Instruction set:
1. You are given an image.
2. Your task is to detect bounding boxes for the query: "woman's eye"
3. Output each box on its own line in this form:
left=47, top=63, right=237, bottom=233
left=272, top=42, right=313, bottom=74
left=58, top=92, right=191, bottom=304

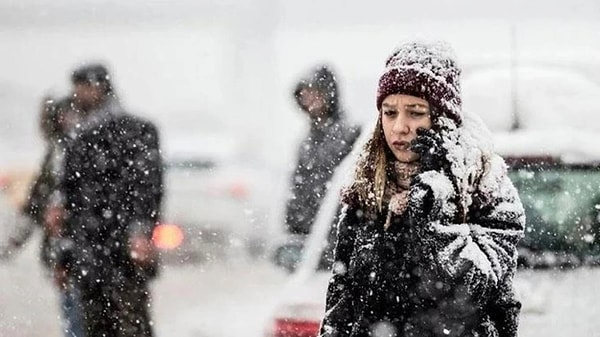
left=383, top=110, right=396, bottom=116
left=409, top=110, right=427, bottom=117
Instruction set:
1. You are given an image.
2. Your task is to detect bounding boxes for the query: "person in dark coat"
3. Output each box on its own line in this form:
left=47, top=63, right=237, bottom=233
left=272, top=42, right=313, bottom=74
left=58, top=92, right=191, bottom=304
left=0, top=96, right=84, bottom=337
left=57, top=63, right=163, bottom=337
left=1, top=97, right=68, bottom=260
left=22, top=97, right=78, bottom=266
left=285, top=65, right=360, bottom=236
left=320, top=42, right=525, bottom=337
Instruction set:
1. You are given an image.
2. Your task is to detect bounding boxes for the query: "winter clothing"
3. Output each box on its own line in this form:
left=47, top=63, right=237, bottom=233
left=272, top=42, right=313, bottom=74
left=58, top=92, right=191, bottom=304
left=286, top=66, right=361, bottom=235
left=16, top=98, right=74, bottom=268
left=321, top=166, right=524, bottom=337
left=376, top=42, right=462, bottom=125
left=60, top=284, right=85, bottom=337
left=5, top=98, right=86, bottom=337
left=411, top=127, right=448, bottom=173
left=81, top=277, right=154, bottom=336
left=294, top=66, right=342, bottom=120
left=320, top=42, right=525, bottom=337
left=382, top=161, right=420, bottom=231
left=20, top=143, right=65, bottom=269
left=59, top=97, right=163, bottom=337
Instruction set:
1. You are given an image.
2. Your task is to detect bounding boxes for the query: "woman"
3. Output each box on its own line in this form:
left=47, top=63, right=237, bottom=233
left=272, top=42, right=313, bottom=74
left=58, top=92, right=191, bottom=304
left=320, top=42, right=525, bottom=337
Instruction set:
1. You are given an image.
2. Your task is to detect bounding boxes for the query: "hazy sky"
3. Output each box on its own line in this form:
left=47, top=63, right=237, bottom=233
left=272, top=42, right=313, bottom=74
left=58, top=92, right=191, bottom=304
left=1, top=0, right=599, bottom=27
left=1, top=0, right=599, bottom=167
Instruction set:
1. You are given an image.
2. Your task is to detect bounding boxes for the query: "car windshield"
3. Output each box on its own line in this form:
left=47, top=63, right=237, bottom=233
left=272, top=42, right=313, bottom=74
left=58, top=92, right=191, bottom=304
left=509, top=163, right=600, bottom=257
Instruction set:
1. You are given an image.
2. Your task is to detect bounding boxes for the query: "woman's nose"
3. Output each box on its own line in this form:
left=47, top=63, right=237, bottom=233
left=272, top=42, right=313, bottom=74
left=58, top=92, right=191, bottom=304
left=392, top=115, right=410, bottom=134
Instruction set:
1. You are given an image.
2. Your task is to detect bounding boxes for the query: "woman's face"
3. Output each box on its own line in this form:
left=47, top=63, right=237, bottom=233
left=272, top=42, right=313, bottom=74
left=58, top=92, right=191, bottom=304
left=381, top=94, right=432, bottom=162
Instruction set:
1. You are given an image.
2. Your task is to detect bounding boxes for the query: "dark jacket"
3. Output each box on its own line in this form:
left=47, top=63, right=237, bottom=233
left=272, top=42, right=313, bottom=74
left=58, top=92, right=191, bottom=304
left=285, top=66, right=360, bottom=235
left=321, top=153, right=525, bottom=337
left=59, top=100, right=163, bottom=287
left=19, top=137, right=71, bottom=269
left=21, top=147, right=56, bottom=268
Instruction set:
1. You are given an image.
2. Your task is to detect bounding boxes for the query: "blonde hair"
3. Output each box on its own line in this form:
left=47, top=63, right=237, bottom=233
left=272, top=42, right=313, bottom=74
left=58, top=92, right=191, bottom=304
left=344, top=115, right=392, bottom=213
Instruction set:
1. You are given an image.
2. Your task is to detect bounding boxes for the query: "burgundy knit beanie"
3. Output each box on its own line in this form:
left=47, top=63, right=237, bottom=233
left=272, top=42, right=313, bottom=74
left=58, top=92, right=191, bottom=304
left=376, top=41, right=462, bottom=125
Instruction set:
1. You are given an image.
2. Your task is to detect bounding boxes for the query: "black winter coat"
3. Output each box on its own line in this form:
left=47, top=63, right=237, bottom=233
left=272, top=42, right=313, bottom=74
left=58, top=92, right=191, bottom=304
left=321, top=155, right=525, bottom=337
left=60, top=106, right=163, bottom=287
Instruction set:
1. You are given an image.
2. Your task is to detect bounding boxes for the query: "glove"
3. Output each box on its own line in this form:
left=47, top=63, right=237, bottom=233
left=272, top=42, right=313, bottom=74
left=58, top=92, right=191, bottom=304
left=409, top=171, right=458, bottom=226
left=410, top=127, right=448, bottom=173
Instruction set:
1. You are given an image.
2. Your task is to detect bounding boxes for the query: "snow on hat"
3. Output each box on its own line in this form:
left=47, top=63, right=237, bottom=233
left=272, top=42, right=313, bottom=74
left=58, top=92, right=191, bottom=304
left=376, top=41, right=462, bottom=125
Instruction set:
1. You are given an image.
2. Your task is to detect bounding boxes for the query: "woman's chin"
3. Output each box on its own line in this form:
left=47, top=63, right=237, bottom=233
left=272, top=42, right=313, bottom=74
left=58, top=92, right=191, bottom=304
left=393, top=150, right=420, bottom=163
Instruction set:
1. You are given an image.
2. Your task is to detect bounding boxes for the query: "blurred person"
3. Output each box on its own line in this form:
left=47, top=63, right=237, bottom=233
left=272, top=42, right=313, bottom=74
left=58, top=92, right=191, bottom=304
left=56, top=63, right=163, bottom=337
left=285, top=65, right=360, bottom=237
left=0, top=96, right=84, bottom=337
left=320, top=42, right=525, bottom=337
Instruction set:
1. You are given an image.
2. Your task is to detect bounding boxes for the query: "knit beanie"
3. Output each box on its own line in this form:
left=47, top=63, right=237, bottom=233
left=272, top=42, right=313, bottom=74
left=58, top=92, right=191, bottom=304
left=376, top=41, right=462, bottom=125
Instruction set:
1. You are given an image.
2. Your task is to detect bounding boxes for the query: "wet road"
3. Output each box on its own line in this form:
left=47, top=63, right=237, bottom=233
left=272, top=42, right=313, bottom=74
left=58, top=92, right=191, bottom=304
left=2, top=233, right=600, bottom=337
left=0, top=233, right=288, bottom=337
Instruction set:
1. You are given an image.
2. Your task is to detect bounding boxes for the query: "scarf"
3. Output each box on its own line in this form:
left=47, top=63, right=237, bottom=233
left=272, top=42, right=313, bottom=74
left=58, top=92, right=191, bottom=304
left=383, top=161, right=420, bottom=231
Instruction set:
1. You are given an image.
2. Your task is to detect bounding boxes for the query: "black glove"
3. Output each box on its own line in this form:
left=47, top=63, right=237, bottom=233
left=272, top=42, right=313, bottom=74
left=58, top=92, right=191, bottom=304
left=411, top=127, right=448, bottom=173
left=409, top=172, right=457, bottom=226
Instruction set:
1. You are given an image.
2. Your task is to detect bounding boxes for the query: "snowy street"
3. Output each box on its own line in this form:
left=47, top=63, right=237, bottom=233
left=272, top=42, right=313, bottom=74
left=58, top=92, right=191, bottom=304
left=1, top=3, right=600, bottom=336
left=0, top=233, right=289, bottom=337
left=1, top=233, right=600, bottom=337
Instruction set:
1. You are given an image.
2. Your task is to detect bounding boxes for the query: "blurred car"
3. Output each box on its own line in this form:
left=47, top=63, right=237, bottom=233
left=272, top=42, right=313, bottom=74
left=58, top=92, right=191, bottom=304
left=152, top=136, right=281, bottom=264
left=265, top=126, right=368, bottom=337
left=496, top=131, right=600, bottom=268
left=265, top=126, right=600, bottom=337
left=0, top=135, right=279, bottom=265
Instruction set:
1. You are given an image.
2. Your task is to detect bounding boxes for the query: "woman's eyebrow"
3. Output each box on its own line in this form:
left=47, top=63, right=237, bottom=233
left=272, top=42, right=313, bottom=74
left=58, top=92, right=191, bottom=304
left=381, top=103, right=397, bottom=111
left=405, top=103, right=429, bottom=109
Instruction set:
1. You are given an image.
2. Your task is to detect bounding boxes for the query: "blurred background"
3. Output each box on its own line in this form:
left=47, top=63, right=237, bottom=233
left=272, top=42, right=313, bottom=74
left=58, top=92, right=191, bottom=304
left=1, top=0, right=600, bottom=336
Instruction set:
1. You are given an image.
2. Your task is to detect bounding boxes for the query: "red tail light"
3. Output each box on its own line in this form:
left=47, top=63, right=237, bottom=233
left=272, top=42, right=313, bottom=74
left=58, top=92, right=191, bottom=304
left=273, top=318, right=320, bottom=337
left=152, top=224, right=184, bottom=250
left=228, top=181, right=249, bottom=199
left=0, top=174, right=10, bottom=190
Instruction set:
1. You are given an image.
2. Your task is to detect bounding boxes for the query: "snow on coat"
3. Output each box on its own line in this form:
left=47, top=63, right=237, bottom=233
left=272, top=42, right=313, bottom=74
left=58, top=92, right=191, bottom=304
left=321, top=112, right=525, bottom=337
left=57, top=98, right=162, bottom=337
left=321, top=41, right=525, bottom=337
left=322, top=112, right=524, bottom=336
left=58, top=98, right=163, bottom=284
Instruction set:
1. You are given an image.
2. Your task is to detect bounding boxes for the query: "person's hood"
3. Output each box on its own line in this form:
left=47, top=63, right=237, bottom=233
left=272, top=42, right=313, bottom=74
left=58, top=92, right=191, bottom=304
left=293, top=65, right=343, bottom=121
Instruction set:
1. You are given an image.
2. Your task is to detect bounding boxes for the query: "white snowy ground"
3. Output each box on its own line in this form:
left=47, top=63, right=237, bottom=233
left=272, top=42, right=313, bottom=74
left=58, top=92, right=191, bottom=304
left=0, top=232, right=290, bottom=337
left=1, top=233, right=599, bottom=337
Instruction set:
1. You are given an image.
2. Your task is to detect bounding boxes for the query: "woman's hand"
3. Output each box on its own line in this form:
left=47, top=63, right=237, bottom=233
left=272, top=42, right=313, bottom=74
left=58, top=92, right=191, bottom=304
left=410, top=127, right=447, bottom=173
left=409, top=171, right=458, bottom=226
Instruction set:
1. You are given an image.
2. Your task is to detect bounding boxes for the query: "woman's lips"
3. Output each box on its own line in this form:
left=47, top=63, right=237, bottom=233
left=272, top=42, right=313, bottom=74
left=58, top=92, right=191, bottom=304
left=392, top=140, right=411, bottom=151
